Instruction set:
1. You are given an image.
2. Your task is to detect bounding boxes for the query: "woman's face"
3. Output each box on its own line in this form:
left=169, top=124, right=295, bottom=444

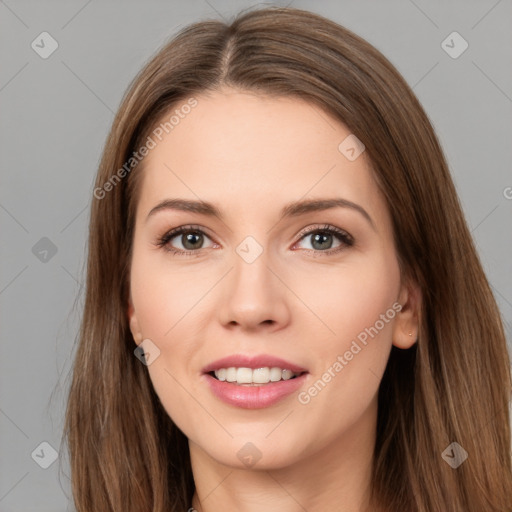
left=128, top=88, right=416, bottom=469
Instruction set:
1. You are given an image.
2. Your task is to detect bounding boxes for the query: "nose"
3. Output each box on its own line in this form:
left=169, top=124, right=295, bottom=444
left=217, top=246, right=291, bottom=332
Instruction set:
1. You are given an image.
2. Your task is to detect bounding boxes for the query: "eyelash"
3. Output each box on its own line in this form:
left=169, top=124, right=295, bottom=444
left=155, top=224, right=354, bottom=257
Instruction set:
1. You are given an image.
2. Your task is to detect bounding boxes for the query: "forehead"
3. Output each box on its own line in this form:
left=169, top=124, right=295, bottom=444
left=135, top=89, right=387, bottom=225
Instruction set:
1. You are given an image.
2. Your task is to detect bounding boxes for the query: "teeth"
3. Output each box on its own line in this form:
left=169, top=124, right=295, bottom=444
left=253, top=367, right=270, bottom=383
left=213, top=367, right=300, bottom=385
left=282, top=369, right=294, bottom=380
left=237, top=367, right=253, bottom=384
left=216, top=368, right=227, bottom=381
left=226, top=367, right=237, bottom=382
left=270, top=367, right=282, bottom=382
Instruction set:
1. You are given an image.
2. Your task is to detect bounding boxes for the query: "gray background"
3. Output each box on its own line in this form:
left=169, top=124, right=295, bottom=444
left=1, top=0, right=511, bottom=510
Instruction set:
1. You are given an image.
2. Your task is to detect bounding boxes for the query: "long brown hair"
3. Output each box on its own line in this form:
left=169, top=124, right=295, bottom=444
left=61, top=6, right=512, bottom=511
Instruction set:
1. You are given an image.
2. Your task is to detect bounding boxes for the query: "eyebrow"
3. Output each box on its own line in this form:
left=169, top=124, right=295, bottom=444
left=146, top=197, right=375, bottom=229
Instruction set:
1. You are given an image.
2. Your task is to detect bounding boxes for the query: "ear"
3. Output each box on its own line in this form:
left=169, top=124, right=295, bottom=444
left=127, top=296, right=143, bottom=346
left=392, top=276, right=421, bottom=349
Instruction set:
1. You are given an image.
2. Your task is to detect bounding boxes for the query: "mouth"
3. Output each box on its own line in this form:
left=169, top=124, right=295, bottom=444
left=208, top=367, right=306, bottom=386
left=201, top=354, right=309, bottom=408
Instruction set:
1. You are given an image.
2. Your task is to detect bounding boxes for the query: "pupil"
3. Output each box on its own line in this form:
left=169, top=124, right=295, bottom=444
left=312, top=233, right=332, bottom=250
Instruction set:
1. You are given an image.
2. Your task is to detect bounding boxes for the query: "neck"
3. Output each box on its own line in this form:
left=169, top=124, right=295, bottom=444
left=189, top=395, right=379, bottom=512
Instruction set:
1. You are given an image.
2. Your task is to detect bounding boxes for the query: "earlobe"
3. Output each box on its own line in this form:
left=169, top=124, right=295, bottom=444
left=127, top=299, right=143, bottom=346
left=392, top=278, right=422, bottom=349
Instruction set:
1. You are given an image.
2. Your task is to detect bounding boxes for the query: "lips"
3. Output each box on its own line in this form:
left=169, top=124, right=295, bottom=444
left=201, top=354, right=309, bottom=409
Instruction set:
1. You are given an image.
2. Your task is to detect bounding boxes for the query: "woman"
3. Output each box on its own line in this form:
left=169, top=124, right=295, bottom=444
left=62, top=6, right=512, bottom=511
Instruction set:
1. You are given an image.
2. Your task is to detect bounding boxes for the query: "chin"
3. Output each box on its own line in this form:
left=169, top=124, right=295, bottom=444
left=192, top=434, right=307, bottom=472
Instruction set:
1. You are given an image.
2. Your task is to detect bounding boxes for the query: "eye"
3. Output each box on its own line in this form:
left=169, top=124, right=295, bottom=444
left=155, top=223, right=354, bottom=257
left=156, top=225, right=216, bottom=255
left=294, top=224, right=354, bottom=254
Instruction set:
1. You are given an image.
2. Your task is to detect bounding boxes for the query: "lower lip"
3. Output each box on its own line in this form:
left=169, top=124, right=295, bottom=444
left=203, top=373, right=308, bottom=409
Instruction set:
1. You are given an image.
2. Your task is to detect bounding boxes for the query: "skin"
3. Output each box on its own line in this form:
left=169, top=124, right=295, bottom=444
left=128, top=87, right=420, bottom=512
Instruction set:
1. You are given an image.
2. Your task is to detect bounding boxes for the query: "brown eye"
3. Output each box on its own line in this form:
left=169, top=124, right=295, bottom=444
left=295, top=225, right=354, bottom=254
left=156, top=226, right=215, bottom=255
left=178, top=231, right=204, bottom=250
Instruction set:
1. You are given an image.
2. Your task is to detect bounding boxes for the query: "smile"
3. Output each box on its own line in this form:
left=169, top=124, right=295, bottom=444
left=202, top=354, right=309, bottom=409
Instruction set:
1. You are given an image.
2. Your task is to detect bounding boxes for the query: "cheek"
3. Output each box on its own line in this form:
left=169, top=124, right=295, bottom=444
left=129, top=252, right=205, bottom=435
left=294, top=250, right=400, bottom=395
left=129, top=245, right=215, bottom=418
left=129, top=244, right=209, bottom=341
left=295, top=249, right=400, bottom=350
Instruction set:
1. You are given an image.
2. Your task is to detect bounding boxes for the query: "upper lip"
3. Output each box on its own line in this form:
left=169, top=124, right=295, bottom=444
left=202, top=354, right=308, bottom=374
